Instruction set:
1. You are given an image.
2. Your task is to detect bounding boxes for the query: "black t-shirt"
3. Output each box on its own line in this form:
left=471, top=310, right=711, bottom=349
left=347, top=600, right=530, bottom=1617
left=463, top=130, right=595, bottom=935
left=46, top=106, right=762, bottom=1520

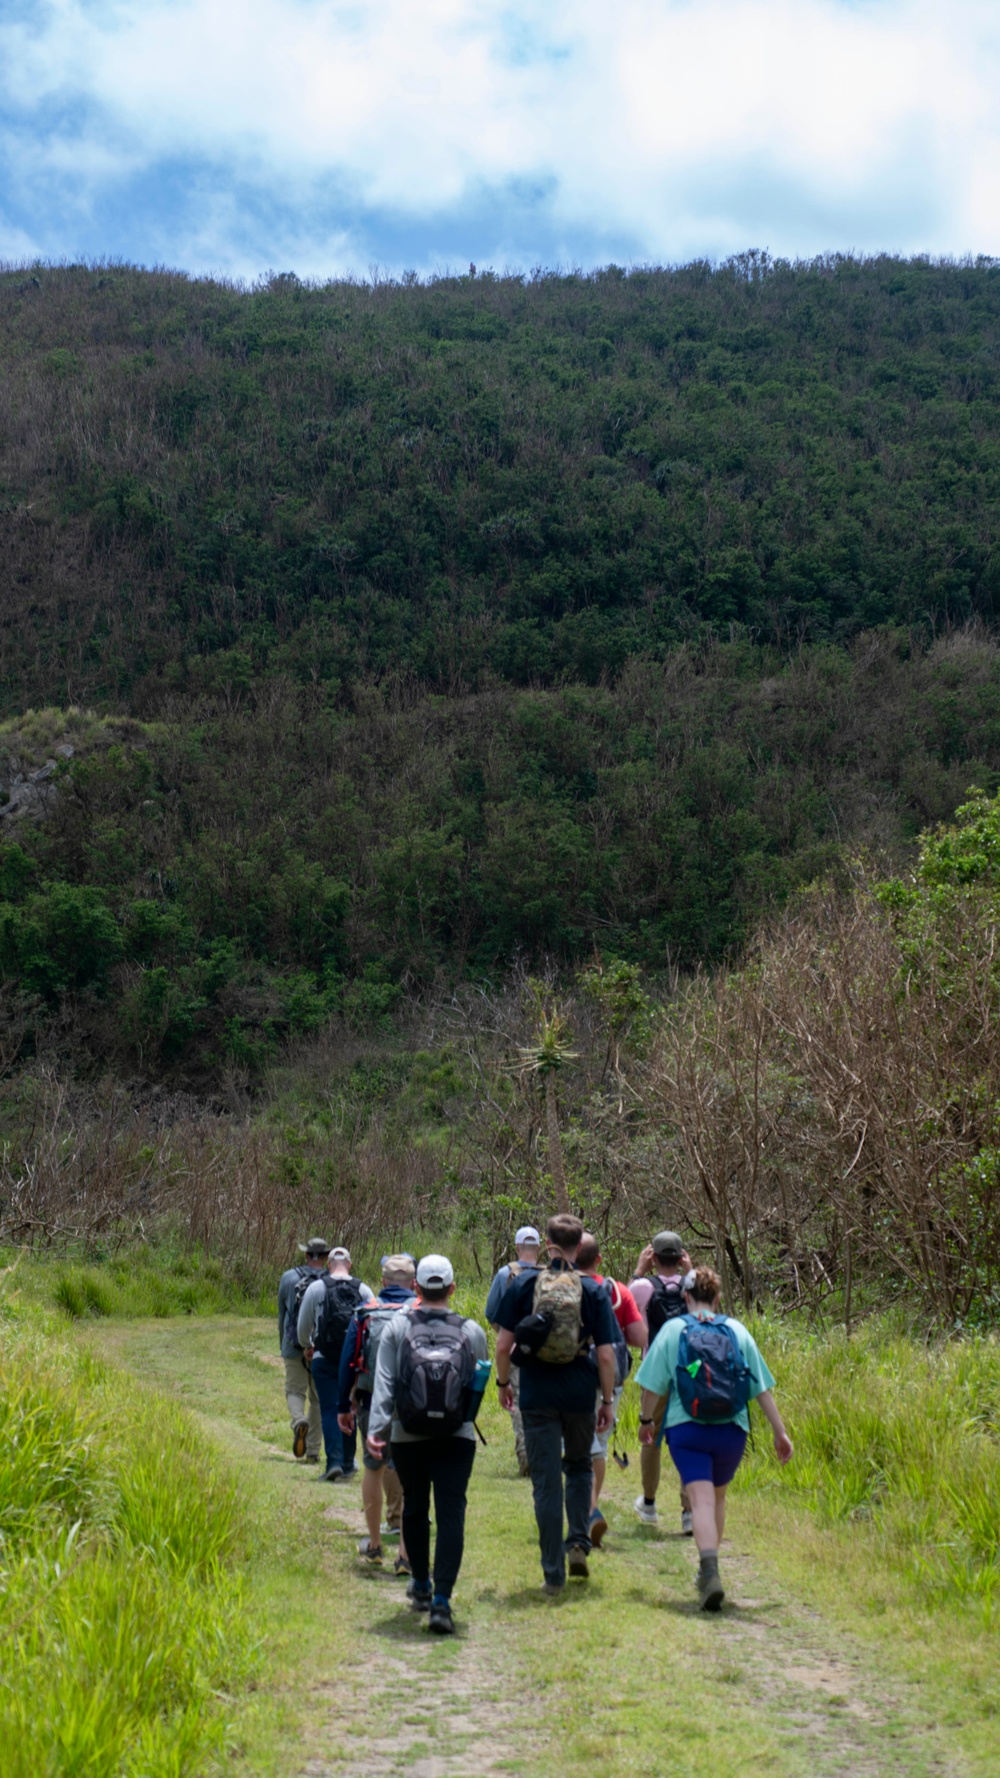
left=495, top=1262, right=619, bottom=1413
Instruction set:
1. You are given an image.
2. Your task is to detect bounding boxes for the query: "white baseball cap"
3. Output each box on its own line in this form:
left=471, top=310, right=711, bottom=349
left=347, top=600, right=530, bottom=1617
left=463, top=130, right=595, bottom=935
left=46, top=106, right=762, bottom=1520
left=514, top=1226, right=541, bottom=1246
left=416, top=1254, right=454, bottom=1288
left=330, top=1246, right=351, bottom=1262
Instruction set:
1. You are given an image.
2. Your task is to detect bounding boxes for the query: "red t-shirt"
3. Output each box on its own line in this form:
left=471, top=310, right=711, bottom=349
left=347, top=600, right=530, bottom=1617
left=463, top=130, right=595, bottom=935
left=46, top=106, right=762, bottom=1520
left=592, top=1273, right=642, bottom=1334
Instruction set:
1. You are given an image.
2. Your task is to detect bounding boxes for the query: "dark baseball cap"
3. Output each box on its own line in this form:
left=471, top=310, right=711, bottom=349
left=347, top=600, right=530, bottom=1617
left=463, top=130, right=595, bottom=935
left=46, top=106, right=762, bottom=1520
left=298, top=1237, right=331, bottom=1257
left=652, top=1230, right=685, bottom=1261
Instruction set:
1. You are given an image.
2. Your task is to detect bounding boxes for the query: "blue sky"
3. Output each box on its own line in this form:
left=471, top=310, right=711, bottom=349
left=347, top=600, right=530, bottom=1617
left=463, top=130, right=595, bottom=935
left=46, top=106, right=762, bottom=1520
left=1, top=0, right=998, bottom=280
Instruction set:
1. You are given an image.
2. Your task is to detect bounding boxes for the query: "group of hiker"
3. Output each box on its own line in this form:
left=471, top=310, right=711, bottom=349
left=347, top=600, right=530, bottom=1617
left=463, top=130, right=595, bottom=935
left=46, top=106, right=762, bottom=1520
left=277, top=1215, right=792, bottom=1632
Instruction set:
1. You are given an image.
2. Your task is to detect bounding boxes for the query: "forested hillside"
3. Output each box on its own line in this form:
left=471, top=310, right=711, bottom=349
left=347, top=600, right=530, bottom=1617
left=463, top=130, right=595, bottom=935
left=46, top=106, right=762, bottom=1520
left=3, top=255, right=1000, bottom=1081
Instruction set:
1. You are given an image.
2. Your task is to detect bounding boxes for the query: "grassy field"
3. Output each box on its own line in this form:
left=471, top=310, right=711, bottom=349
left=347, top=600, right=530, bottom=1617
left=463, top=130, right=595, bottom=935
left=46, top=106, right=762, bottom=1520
left=3, top=1244, right=999, bottom=1777
left=37, top=1304, right=992, bottom=1778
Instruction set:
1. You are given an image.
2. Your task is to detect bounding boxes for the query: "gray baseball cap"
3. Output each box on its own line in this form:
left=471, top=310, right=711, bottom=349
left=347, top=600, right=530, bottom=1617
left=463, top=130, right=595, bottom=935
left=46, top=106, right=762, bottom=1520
left=652, top=1230, right=685, bottom=1261
left=298, top=1237, right=331, bottom=1257
left=416, top=1253, right=454, bottom=1288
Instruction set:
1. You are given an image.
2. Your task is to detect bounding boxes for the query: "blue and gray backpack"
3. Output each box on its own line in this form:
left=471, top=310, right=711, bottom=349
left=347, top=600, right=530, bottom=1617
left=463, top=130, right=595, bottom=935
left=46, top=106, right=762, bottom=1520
left=674, top=1314, right=752, bottom=1423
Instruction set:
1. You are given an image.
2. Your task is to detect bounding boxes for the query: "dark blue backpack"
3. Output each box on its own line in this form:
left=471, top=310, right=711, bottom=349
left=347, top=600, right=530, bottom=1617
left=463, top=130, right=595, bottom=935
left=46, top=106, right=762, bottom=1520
left=674, top=1314, right=751, bottom=1423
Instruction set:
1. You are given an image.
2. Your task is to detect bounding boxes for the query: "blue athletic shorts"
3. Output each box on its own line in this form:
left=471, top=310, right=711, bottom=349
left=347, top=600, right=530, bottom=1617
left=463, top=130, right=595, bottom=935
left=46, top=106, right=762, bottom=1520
left=666, top=1421, right=747, bottom=1488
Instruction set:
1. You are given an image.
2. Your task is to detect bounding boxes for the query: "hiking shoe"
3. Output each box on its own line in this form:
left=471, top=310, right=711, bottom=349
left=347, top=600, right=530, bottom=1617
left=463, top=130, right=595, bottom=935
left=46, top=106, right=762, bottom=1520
left=567, top=1545, right=590, bottom=1580
left=681, top=1510, right=694, bottom=1537
left=358, top=1541, right=383, bottom=1568
left=589, top=1506, right=608, bottom=1549
left=381, top=1523, right=401, bottom=1541
left=321, top=1464, right=343, bottom=1482
left=394, top=1555, right=412, bottom=1579
left=517, top=1454, right=531, bottom=1477
left=333, top=1465, right=358, bottom=1482
left=304, top=1454, right=321, bottom=1464
left=292, top=1420, right=309, bottom=1459
left=633, top=1494, right=658, bottom=1524
left=407, top=1580, right=432, bottom=1612
left=697, top=1558, right=724, bottom=1612
left=428, top=1602, right=455, bottom=1635
left=543, top=1580, right=564, bottom=1598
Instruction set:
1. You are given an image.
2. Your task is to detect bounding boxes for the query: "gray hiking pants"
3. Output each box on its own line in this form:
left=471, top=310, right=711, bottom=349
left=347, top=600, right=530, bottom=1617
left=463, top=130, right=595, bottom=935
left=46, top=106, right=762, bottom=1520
left=523, top=1407, right=594, bottom=1586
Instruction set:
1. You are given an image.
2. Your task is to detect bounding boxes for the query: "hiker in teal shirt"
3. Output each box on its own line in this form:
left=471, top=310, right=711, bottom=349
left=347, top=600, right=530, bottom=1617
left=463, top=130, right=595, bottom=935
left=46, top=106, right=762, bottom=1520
left=636, top=1265, right=792, bottom=1612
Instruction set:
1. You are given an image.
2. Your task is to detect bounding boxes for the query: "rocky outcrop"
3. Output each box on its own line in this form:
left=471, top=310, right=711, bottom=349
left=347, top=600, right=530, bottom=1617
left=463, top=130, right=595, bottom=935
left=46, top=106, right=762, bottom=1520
left=0, top=745, right=72, bottom=822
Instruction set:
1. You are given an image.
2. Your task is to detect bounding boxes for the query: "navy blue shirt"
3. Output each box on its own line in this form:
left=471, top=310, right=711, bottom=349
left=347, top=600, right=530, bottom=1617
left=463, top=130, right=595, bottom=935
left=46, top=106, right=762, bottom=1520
left=494, top=1262, right=619, bottom=1413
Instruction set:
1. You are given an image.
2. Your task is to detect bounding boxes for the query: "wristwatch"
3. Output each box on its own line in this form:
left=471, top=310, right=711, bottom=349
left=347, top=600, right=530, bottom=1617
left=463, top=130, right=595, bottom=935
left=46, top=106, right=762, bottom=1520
left=601, top=1397, right=614, bottom=1406
left=497, top=1376, right=511, bottom=1388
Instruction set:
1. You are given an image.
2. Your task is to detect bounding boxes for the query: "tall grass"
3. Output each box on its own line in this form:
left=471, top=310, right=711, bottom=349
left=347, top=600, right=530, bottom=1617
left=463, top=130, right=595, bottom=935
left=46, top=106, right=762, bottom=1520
left=0, top=1311, right=259, bottom=1776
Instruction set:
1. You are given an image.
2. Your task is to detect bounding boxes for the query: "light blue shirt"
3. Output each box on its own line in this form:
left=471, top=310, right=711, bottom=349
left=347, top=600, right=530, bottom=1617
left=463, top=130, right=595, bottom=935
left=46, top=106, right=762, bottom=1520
left=635, top=1313, right=775, bottom=1433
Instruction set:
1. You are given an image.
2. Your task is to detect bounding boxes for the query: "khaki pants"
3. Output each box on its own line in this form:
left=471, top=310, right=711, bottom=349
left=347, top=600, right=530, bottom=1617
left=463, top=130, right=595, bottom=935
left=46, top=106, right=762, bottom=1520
left=640, top=1396, right=690, bottom=1516
left=283, top=1354, right=322, bottom=1460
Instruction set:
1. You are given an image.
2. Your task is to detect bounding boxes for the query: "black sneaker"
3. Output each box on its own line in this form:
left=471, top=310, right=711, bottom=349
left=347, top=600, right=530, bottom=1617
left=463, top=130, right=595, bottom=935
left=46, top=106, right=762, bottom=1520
left=292, top=1419, right=309, bottom=1459
left=428, top=1602, right=455, bottom=1635
left=567, top=1545, right=590, bottom=1579
left=407, top=1580, right=432, bottom=1612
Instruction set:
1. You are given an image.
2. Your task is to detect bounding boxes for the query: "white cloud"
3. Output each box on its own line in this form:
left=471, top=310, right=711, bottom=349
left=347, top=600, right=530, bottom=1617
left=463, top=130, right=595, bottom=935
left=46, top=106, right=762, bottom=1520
left=1, top=0, right=999, bottom=272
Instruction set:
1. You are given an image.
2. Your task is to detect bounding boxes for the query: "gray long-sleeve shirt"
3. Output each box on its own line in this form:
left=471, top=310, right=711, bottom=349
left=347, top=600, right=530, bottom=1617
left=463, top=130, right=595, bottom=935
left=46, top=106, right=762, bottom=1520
left=296, top=1273, right=374, bottom=1350
left=368, top=1307, right=488, bottom=1444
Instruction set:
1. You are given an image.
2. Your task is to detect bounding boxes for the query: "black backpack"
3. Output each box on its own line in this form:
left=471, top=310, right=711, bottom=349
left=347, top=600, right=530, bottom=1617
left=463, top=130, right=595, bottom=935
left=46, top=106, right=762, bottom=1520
left=396, top=1309, right=477, bottom=1435
left=646, top=1274, right=687, bottom=1344
left=286, top=1266, right=315, bottom=1349
left=313, top=1275, right=365, bottom=1365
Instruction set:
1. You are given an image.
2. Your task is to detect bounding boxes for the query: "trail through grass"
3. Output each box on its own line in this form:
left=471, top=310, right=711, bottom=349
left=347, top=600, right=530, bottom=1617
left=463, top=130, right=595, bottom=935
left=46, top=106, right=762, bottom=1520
left=79, top=1315, right=999, bottom=1778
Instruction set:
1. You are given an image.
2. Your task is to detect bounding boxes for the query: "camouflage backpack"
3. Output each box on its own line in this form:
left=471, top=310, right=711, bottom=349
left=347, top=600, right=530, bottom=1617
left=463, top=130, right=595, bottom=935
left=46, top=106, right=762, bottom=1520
left=533, top=1266, right=586, bottom=1365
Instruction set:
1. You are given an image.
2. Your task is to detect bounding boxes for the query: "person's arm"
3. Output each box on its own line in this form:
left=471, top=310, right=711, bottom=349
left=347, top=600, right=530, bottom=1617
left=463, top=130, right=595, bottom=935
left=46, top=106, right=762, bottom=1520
left=755, top=1389, right=793, bottom=1463
left=336, top=1316, right=360, bottom=1428
left=495, top=1327, right=516, bottom=1411
left=595, top=1345, right=615, bottom=1431
left=296, top=1282, right=319, bottom=1354
left=624, top=1317, right=647, bottom=1353
left=639, top=1386, right=667, bottom=1443
left=632, top=1243, right=655, bottom=1280
left=278, top=1276, right=288, bottom=1345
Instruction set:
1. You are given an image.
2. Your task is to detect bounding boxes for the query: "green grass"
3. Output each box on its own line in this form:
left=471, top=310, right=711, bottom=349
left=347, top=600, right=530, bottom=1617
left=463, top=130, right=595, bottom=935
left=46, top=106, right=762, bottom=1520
left=0, top=1302, right=260, bottom=1777
left=5, top=1244, right=274, bottom=1321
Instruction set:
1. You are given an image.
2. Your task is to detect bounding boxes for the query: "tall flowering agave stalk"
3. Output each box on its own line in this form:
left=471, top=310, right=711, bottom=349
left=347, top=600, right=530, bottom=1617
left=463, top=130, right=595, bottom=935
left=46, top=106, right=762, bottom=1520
left=517, top=1005, right=578, bottom=1214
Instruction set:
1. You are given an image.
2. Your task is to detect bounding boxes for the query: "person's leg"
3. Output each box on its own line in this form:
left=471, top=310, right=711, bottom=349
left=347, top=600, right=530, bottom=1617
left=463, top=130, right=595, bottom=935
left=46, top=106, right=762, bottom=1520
left=522, top=1410, right=566, bottom=1587
left=591, top=1455, right=606, bottom=1506
left=510, top=1367, right=529, bottom=1476
left=685, top=1478, right=718, bottom=1551
left=283, top=1354, right=309, bottom=1448
left=305, top=1367, right=322, bottom=1460
left=390, top=1443, right=432, bottom=1590
left=309, top=1353, right=344, bottom=1474
left=714, top=1484, right=728, bottom=1546
left=384, top=1461, right=403, bottom=1529
left=427, top=1437, right=476, bottom=1600
left=638, top=1394, right=665, bottom=1508
left=562, top=1410, right=596, bottom=1558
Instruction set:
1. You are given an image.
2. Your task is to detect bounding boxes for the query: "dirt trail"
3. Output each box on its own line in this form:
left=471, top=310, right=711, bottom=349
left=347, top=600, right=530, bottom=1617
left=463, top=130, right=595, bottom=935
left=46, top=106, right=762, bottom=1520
left=81, top=1318, right=968, bottom=1778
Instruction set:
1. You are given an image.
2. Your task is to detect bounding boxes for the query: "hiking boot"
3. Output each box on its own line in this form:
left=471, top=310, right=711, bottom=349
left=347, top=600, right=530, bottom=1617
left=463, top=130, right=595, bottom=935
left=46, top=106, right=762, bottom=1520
left=680, top=1510, right=694, bottom=1537
left=697, top=1555, right=724, bottom=1612
left=292, top=1420, right=309, bottom=1459
left=321, top=1464, right=343, bottom=1482
left=589, top=1506, right=608, bottom=1549
left=407, top=1579, right=432, bottom=1612
left=567, top=1545, right=590, bottom=1580
left=633, top=1494, right=658, bottom=1525
left=358, top=1539, right=383, bottom=1567
left=428, top=1602, right=455, bottom=1635
left=394, top=1555, right=412, bottom=1579
left=304, top=1454, right=321, bottom=1464
left=543, top=1580, right=564, bottom=1598
left=333, top=1465, right=358, bottom=1482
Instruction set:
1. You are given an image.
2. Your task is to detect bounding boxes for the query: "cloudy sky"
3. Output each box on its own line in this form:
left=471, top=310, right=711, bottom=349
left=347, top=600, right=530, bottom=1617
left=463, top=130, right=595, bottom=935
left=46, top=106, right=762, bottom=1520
left=1, top=0, right=998, bottom=280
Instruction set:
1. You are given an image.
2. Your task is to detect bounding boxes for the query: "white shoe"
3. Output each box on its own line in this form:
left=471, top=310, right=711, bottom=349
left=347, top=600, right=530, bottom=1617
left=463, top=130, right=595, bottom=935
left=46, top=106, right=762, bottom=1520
left=633, top=1494, right=659, bottom=1524
left=681, top=1510, right=694, bottom=1536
